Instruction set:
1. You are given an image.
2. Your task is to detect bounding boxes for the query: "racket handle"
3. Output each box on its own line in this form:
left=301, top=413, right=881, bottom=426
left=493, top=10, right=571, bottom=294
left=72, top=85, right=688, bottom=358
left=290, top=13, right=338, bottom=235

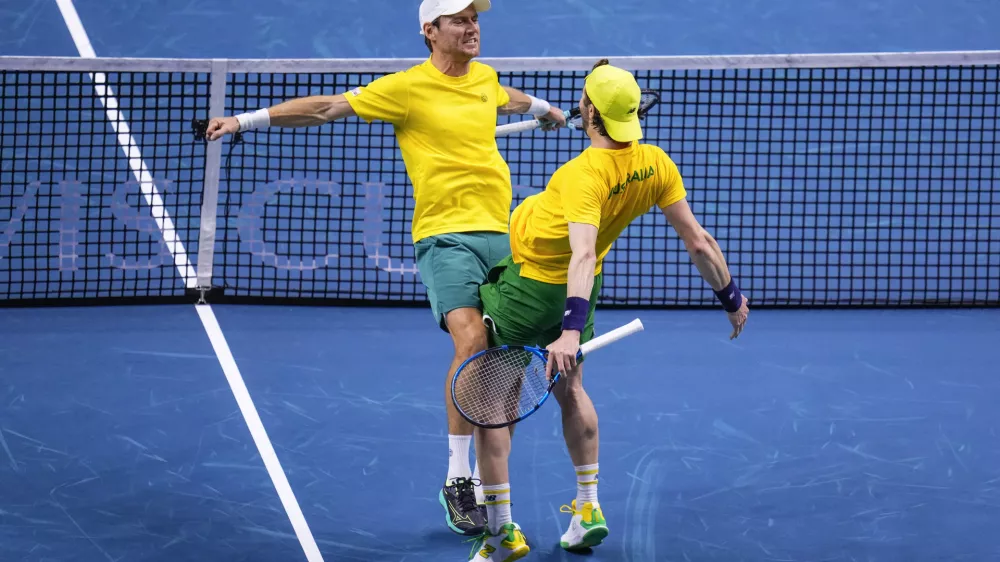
left=495, top=109, right=573, bottom=137
left=579, top=318, right=644, bottom=356
left=495, top=119, right=542, bottom=137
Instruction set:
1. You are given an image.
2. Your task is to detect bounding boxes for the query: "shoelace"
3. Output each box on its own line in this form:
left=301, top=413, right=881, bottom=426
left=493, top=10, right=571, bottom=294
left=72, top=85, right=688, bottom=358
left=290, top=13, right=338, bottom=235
left=449, top=477, right=481, bottom=512
left=465, top=529, right=491, bottom=558
left=560, top=502, right=601, bottom=523
left=559, top=504, right=580, bottom=516
left=465, top=524, right=518, bottom=557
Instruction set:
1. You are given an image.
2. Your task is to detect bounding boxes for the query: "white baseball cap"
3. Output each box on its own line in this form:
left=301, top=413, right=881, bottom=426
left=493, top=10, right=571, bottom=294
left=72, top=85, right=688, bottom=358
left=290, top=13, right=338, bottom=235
left=419, top=0, right=491, bottom=35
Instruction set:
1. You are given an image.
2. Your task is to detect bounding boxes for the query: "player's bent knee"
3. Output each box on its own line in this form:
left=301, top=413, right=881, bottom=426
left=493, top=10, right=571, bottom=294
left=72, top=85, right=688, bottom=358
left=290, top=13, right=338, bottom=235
left=445, top=307, right=489, bottom=358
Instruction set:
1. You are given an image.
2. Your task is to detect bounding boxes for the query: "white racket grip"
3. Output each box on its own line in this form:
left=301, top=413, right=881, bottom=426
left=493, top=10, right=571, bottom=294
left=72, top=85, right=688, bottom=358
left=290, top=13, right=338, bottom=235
left=496, top=109, right=573, bottom=137
left=579, top=318, right=644, bottom=356
left=495, top=118, right=542, bottom=137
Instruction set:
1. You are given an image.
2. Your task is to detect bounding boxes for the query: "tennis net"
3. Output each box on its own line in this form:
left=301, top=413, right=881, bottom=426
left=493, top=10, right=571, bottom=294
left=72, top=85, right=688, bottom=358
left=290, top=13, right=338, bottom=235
left=1, top=52, right=998, bottom=307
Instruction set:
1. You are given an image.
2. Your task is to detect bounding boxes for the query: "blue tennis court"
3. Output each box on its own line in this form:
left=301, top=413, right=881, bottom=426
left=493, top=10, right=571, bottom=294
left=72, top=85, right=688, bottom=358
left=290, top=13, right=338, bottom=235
left=3, top=305, right=999, bottom=560
left=2, top=0, right=1000, bottom=561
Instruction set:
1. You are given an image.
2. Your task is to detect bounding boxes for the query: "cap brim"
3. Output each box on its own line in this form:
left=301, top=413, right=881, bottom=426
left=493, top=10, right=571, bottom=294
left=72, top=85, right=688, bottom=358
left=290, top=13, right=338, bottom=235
left=603, top=115, right=643, bottom=143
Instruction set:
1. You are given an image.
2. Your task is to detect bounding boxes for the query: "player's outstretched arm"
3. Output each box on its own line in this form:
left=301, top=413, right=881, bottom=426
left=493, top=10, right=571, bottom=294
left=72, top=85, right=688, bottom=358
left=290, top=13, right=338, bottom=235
left=499, top=85, right=566, bottom=129
left=661, top=198, right=749, bottom=339
left=205, top=95, right=357, bottom=141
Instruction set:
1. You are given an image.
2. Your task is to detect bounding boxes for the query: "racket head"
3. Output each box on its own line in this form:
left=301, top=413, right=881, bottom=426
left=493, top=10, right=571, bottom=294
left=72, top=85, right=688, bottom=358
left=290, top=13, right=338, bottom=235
left=451, top=344, right=557, bottom=429
left=637, top=89, right=660, bottom=117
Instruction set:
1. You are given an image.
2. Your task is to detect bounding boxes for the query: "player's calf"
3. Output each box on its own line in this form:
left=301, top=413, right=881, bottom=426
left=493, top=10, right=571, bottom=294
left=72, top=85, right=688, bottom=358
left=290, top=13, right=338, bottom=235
left=552, top=368, right=600, bottom=468
left=552, top=366, right=608, bottom=550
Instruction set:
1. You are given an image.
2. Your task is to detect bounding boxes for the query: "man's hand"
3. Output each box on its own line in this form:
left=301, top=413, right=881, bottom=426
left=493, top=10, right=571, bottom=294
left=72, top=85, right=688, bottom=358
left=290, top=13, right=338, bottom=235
left=205, top=116, right=240, bottom=141
left=538, top=106, right=567, bottom=131
left=727, top=296, right=750, bottom=339
left=545, top=330, right=581, bottom=380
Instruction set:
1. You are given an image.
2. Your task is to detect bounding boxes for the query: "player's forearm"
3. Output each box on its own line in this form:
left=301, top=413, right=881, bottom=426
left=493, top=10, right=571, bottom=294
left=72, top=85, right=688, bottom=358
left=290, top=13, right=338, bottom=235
left=236, top=95, right=355, bottom=130
left=566, top=251, right=597, bottom=301
left=685, top=229, right=732, bottom=291
left=499, top=87, right=531, bottom=115
left=268, top=95, right=354, bottom=126
left=499, top=86, right=551, bottom=117
left=562, top=250, right=597, bottom=335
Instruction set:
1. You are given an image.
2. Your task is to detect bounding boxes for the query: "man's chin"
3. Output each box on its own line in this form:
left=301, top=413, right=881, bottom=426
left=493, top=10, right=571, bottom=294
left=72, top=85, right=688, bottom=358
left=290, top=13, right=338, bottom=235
left=461, top=43, right=480, bottom=58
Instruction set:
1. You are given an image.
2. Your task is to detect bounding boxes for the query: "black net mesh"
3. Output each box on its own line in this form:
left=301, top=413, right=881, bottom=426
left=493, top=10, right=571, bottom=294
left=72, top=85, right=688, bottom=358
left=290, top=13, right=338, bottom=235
left=1, top=69, right=209, bottom=302
left=2, top=61, right=997, bottom=307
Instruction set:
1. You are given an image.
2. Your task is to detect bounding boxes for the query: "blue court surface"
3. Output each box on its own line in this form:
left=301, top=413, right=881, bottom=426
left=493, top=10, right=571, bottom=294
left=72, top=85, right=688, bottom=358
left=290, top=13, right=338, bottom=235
left=1, top=305, right=999, bottom=561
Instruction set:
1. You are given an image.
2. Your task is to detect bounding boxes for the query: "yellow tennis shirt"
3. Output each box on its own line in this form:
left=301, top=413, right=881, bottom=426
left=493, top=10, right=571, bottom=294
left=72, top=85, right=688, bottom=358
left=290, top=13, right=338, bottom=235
left=344, top=59, right=512, bottom=243
left=510, top=142, right=687, bottom=284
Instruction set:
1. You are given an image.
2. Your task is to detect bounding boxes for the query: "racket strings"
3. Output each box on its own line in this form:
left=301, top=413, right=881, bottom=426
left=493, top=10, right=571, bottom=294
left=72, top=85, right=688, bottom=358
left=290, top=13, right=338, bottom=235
left=453, top=349, right=550, bottom=426
left=639, top=91, right=659, bottom=112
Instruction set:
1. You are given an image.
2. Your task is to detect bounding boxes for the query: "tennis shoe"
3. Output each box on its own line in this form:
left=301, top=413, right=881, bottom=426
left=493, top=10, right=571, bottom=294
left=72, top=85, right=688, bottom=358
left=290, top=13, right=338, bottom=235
left=440, top=477, right=488, bottom=536
left=559, top=500, right=609, bottom=551
left=467, top=522, right=530, bottom=561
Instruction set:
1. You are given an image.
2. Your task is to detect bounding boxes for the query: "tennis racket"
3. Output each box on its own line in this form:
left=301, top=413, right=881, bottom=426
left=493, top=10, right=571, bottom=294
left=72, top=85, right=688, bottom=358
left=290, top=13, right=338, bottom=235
left=495, top=89, right=660, bottom=137
left=451, top=318, right=644, bottom=429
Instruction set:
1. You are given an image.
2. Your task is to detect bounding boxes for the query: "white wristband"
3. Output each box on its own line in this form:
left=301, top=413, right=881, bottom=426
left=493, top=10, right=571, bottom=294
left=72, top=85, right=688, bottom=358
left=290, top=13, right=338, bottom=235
left=235, top=108, right=271, bottom=132
left=526, top=95, right=551, bottom=118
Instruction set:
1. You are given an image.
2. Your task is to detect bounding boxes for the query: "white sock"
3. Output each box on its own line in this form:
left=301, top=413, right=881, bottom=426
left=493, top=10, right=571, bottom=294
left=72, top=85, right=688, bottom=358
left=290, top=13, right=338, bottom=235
left=575, top=463, right=599, bottom=506
left=483, top=483, right=512, bottom=535
left=447, top=435, right=472, bottom=483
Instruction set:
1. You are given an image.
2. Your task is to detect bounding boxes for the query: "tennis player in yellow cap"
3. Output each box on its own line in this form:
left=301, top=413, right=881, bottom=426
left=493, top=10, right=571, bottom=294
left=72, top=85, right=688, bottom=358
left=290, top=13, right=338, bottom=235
left=467, top=59, right=749, bottom=561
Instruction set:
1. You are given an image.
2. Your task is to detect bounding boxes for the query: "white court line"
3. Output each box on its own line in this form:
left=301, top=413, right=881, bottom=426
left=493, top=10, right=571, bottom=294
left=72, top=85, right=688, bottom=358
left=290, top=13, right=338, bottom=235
left=195, top=306, right=325, bottom=561
left=52, top=2, right=324, bottom=561
left=54, top=0, right=196, bottom=286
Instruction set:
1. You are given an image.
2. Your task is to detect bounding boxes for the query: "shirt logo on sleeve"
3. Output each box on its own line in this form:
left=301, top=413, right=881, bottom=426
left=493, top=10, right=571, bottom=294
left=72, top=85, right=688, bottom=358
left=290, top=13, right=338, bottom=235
left=349, top=87, right=362, bottom=96
left=481, top=93, right=488, bottom=102
left=608, top=165, right=655, bottom=199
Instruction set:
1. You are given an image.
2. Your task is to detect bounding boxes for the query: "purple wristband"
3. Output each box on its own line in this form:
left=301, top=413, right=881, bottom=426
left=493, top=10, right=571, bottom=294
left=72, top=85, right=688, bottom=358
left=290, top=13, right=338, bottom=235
left=715, top=279, right=743, bottom=312
left=562, top=297, right=589, bottom=332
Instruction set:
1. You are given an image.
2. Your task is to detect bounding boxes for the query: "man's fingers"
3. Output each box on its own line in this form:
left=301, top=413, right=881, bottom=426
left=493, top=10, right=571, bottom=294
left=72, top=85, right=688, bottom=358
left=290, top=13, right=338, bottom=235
left=555, top=353, right=568, bottom=376
left=206, top=120, right=229, bottom=141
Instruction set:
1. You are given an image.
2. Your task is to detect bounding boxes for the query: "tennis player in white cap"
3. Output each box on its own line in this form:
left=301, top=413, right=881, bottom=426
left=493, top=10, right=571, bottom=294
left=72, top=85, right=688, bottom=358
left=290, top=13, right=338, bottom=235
left=204, top=0, right=566, bottom=539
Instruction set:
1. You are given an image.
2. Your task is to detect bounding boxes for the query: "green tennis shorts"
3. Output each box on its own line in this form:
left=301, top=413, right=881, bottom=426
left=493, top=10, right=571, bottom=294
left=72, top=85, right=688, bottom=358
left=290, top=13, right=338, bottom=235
left=478, top=255, right=603, bottom=349
left=414, top=231, right=511, bottom=332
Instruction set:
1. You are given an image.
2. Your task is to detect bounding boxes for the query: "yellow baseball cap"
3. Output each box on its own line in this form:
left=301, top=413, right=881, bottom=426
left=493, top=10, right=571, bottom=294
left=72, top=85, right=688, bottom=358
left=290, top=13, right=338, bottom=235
left=584, top=64, right=643, bottom=142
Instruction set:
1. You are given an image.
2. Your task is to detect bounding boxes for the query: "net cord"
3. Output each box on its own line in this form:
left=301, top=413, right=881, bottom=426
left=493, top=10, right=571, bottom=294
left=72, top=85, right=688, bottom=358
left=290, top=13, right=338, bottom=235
left=2, top=50, right=1000, bottom=73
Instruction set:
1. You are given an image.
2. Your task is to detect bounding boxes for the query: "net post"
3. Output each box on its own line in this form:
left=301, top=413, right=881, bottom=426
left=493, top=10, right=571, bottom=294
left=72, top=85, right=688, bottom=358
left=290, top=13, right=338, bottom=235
left=194, top=58, right=229, bottom=300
